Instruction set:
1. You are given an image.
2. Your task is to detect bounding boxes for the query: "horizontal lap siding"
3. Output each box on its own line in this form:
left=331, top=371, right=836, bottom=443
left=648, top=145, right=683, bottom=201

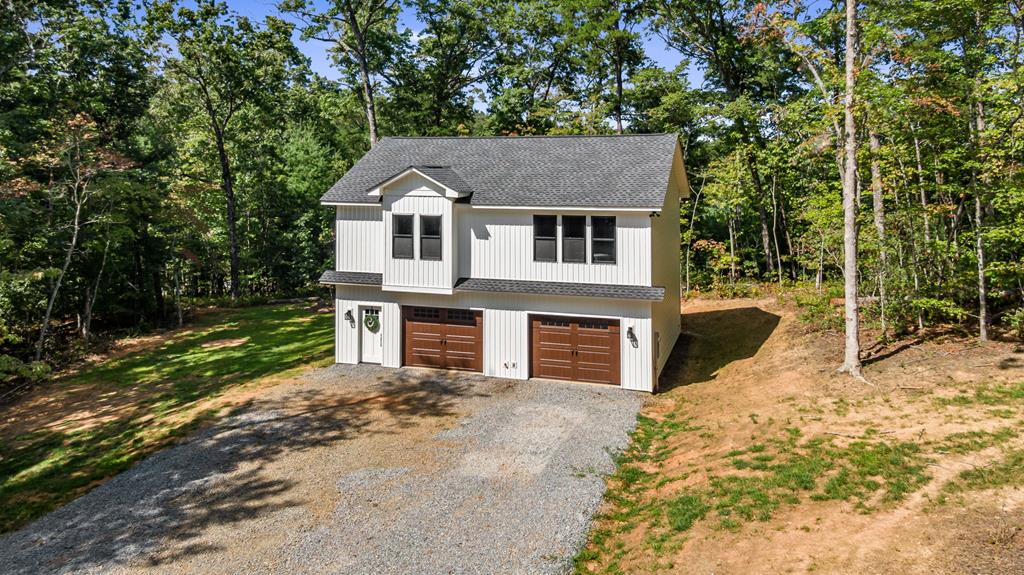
left=336, top=206, right=382, bottom=273
left=457, top=210, right=651, bottom=286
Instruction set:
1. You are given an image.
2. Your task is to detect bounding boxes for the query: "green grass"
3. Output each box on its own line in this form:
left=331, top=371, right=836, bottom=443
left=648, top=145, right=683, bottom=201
left=943, top=448, right=1024, bottom=494
left=933, top=427, right=1019, bottom=455
left=574, top=412, right=932, bottom=574
left=935, top=382, right=1024, bottom=408
left=0, top=304, right=333, bottom=534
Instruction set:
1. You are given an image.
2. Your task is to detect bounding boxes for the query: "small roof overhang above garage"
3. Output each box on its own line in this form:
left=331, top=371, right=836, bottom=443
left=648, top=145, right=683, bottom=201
left=318, top=271, right=665, bottom=301
left=454, top=277, right=665, bottom=301
left=318, top=270, right=382, bottom=286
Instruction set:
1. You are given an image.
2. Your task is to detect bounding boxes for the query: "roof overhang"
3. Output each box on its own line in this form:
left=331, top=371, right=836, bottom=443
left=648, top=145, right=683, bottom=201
left=368, top=166, right=471, bottom=200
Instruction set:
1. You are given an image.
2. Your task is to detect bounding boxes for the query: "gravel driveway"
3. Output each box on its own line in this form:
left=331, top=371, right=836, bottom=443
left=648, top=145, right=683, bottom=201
left=0, top=365, right=642, bottom=574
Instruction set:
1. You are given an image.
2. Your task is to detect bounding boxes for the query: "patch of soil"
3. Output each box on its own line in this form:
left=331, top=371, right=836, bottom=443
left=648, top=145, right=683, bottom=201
left=585, top=297, right=1024, bottom=575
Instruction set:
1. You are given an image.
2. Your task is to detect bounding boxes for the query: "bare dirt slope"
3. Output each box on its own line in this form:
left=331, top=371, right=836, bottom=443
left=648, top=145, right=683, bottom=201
left=579, top=297, right=1024, bottom=575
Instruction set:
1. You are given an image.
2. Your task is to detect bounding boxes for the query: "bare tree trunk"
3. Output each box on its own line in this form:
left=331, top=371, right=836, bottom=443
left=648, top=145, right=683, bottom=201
left=35, top=200, right=82, bottom=361
left=214, top=129, right=240, bottom=300
left=174, top=257, right=184, bottom=328
left=81, top=235, right=110, bottom=341
left=869, top=128, right=887, bottom=337
left=684, top=181, right=703, bottom=297
left=728, top=214, right=737, bottom=285
left=839, top=0, right=862, bottom=377
left=972, top=100, right=989, bottom=341
left=770, top=174, right=783, bottom=284
left=912, top=131, right=931, bottom=243
left=816, top=234, right=825, bottom=291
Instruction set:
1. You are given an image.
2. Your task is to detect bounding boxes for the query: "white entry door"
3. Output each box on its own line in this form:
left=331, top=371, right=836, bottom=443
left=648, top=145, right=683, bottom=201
left=360, top=307, right=382, bottom=364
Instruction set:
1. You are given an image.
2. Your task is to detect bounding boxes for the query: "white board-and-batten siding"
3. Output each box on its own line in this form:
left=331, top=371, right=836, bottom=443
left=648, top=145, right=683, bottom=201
left=335, top=205, right=382, bottom=273
left=334, top=286, right=655, bottom=392
left=456, top=209, right=652, bottom=286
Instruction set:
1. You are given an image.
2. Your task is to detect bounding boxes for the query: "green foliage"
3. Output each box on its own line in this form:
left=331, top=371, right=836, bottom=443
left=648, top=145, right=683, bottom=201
left=1004, top=307, right=1024, bottom=339
left=0, top=303, right=332, bottom=533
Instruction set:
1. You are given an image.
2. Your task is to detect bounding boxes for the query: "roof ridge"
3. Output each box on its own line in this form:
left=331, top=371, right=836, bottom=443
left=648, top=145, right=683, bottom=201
left=381, top=133, right=677, bottom=141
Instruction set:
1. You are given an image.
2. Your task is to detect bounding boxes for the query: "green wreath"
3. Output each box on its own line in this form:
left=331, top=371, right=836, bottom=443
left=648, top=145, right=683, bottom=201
left=363, top=313, right=380, bottom=333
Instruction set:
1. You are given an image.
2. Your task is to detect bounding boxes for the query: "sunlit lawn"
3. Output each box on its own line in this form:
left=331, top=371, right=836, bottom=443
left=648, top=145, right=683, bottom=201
left=0, top=303, right=333, bottom=534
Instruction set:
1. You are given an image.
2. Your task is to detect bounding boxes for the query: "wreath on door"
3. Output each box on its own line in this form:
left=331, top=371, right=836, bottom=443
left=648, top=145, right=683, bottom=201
left=364, top=313, right=380, bottom=333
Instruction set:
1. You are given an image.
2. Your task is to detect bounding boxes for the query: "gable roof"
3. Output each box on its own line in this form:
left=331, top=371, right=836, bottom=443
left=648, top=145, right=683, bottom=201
left=321, top=134, right=680, bottom=209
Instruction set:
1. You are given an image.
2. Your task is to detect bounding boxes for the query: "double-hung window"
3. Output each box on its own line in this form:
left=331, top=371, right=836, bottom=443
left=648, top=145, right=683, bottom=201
left=420, top=215, right=442, bottom=260
left=533, top=215, right=557, bottom=262
left=392, top=214, right=414, bottom=259
left=562, top=216, right=586, bottom=263
left=591, top=216, right=616, bottom=264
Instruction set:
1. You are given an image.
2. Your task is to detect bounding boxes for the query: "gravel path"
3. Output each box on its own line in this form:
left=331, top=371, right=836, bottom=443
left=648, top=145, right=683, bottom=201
left=0, top=365, right=642, bottom=575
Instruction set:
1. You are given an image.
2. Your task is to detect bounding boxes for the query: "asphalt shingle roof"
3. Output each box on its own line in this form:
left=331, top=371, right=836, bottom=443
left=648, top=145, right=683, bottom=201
left=318, top=270, right=383, bottom=286
left=318, top=271, right=664, bottom=300
left=321, top=134, right=679, bottom=208
left=455, top=277, right=665, bottom=301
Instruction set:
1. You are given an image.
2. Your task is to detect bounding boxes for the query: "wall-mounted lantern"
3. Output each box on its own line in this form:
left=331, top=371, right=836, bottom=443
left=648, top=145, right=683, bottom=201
left=344, top=309, right=355, bottom=326
left=627, top=326, right=638, bottom=348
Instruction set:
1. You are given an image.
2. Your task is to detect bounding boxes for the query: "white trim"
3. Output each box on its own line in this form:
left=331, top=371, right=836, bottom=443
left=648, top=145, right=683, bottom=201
left=368, top=167, right=469, bottom=199
left=381, top=284, right=455, bottom=295
left=323, top=201, right=658, bottom=212
left=465, top=205, right=659, bottom=213
left=322, top=200, right=381, bottom=207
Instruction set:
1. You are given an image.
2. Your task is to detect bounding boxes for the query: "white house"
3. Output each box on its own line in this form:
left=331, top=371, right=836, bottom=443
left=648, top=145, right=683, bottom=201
left=319, top=134, right=688, bottom=392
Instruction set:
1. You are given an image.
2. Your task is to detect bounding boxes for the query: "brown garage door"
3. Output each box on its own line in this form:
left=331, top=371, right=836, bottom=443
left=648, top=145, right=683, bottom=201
left=403, top=307, right=483, bottom=372
left=531, top=315, right=620, bottom=385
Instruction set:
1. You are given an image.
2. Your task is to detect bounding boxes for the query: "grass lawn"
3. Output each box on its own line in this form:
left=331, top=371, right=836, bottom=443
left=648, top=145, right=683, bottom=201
left=0, top=303, right=333, bottom=534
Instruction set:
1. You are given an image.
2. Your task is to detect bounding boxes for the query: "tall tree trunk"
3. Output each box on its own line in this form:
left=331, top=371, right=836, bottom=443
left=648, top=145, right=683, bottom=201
left=839, top=0, right=862, bottom=377
left=972, top=100, right=989, bottom=341
left=81, top=235, right=110, bottom=341
left=35, top=201, right=82, bottom=361
left=869, top=128, right=887, bottom=337
left=356, top=49, right=379, bottom=146
left=684, top=183, right=703, bottom=297
left=770, top=174, right=783, bottom=284
left=743, top=153, right=775, bottom=276
left=214, top=130, right=240, bottom=300
left=912, top=131, right=930, bottom=243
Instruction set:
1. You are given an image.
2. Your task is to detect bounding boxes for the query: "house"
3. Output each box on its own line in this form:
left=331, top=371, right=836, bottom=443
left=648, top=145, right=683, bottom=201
left=318, top=134, right=689, bottom=392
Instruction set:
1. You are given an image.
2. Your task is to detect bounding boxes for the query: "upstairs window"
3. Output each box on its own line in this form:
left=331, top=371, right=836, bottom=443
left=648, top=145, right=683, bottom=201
left=591, top=216, right=616, bottom=264
left=562, top=216, right=586, bottom=263
left=533, top=215, right=557, bottom=262
left=420, top=215, right=442, bottom=261
left=392, top=214, right=414, bottom=259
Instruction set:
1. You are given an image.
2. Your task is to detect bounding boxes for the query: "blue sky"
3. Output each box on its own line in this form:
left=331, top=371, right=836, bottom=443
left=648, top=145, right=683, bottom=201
left=226, top=0, right=693, bottom=83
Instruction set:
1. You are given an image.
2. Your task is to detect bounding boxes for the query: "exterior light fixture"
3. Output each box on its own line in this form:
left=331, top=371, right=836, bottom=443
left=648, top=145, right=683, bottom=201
left=627, top=326, right=638, bottom=348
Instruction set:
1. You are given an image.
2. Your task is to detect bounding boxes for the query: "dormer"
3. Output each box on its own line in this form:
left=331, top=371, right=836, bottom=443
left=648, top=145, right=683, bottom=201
left=377, top=167, right=467, bottom=294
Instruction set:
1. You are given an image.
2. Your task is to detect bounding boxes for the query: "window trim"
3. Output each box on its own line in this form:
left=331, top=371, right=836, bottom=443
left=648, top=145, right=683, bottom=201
left=590, top=215, right=617, bottom=264
left=533, top=215, right=558, bottom=262
left=392, top=214, right=414, bottom=260
left=561, top=215, right=587, bottom=263
left=419, top=214, right=442, bottom=261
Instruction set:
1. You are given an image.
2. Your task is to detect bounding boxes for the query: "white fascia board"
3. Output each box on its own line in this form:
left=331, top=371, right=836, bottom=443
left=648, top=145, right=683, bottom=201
left=464, top=205, right=660, bottom=213
left=321, top=200, right=381, bottom=207
left=369, top=167, right=468, bottom=199
left=381, top=284, right=455, bottom=295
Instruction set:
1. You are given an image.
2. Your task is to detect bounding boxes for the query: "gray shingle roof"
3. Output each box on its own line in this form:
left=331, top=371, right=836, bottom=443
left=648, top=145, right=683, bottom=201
left=318, top=270, right=664, bottom=300
left=454, top=277, right=665, bottom=301
left=318, top=270, right=383, bottom=285
left=321, top=134, right=679, bottom=208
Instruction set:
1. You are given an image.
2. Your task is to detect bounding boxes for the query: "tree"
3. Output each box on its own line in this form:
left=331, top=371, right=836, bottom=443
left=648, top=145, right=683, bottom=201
left=281, top=0, right=405, bottom=145
left=149, top=0, right=303, bottom=299
left=838, top=0, right=862, bottom=376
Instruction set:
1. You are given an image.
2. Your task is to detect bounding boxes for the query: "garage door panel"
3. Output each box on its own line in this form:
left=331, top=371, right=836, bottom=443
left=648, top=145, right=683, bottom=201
left=531, top=315, right=620, bottom=385
left=403, top=307, right=482, bottom=372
